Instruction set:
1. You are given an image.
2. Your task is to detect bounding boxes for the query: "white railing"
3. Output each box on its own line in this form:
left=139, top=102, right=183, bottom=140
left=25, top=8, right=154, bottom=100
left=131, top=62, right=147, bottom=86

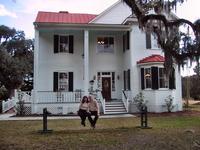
left=97, top=91, right=105, bottom=114
left=37, top=91, right=83, bottom=103
left=122, top=90, right=132, bottom=112
left=17, top=91, right=32, bottom=103
left=2, top=97, right=17, bottom=113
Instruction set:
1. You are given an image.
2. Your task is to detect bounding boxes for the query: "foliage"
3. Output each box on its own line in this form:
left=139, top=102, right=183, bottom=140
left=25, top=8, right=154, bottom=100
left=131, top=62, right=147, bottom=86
left=15, top=100, right=25, bottom=116
left=0, top=86, right=8, bottom=100
left=0, top=25, right=33, bottom=99
left=165, top=95, right=174, bottom=112
left=133, top=92, right=148, bottom=111
left=123, top=0, right=200, bottom=76
left=193, top=65, right=200, bottom=76
left=182, top=75, right=200, bottom=100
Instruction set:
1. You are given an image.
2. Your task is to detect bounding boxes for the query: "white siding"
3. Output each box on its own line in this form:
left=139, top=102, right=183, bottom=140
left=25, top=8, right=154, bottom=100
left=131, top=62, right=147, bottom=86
left=92, top=2, right=132, bottom=24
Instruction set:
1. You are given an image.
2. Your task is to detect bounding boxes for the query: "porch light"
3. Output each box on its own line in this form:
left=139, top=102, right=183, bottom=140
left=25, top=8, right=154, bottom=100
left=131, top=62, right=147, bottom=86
left=145, top=73, right=151, bottom=77
left=93, top=75, right=96, bottom=80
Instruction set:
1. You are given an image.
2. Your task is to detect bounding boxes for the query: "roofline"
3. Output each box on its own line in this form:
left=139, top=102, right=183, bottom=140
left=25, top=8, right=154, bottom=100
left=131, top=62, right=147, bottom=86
left=89, top=0, right=121, bottom=23
left=34, top=22, right=131, bottom=31
left=137, top=61, right=164, bottom=66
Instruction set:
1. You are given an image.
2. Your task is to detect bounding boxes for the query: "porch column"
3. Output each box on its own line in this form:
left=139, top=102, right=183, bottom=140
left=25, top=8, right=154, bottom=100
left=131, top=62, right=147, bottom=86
left=32, top=29, right=39, bottom=113
left=84, top=30, right=89, bottom=95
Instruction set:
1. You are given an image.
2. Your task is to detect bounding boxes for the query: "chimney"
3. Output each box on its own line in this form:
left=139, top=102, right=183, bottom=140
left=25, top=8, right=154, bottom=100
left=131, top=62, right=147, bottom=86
left=59, top=11, right=69, bottom=13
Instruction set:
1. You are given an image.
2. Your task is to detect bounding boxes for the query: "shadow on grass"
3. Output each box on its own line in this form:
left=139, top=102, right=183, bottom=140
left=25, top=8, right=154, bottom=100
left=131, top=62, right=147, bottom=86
left=31, top=126, right=144, bottom=135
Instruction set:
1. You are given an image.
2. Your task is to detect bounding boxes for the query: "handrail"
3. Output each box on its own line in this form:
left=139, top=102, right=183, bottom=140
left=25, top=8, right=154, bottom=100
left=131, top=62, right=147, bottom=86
left=122, top=90, right=129, bottom=113
left=97, top=91, right=105, bottom=114
left=122, top=90, right=127, bottom=100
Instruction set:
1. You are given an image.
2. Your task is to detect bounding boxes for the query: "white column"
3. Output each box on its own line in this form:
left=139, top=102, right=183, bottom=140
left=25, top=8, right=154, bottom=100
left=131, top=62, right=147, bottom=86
left=32, top=29, right=39, bottom=113
left=84, top=30, right=89, bottom=95
left=34, top=29, right=39, bottom=92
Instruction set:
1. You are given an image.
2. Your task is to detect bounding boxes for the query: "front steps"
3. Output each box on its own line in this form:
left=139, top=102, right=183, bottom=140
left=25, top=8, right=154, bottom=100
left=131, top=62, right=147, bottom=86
left=104, top=100, right=127, bottom=114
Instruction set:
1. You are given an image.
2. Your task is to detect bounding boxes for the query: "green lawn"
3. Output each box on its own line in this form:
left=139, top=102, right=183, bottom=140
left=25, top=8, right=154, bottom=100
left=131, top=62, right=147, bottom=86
left=0, top=114, right=200, bottom=150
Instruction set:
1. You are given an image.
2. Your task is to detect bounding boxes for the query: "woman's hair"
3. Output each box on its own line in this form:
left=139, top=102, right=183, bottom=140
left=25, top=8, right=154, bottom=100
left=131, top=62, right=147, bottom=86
left=81, top=96, right=88, bottom=103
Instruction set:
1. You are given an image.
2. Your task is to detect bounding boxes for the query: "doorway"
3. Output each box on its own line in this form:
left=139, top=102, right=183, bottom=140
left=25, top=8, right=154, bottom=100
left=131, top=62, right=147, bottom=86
left=102, top=77, right=111, bottom=101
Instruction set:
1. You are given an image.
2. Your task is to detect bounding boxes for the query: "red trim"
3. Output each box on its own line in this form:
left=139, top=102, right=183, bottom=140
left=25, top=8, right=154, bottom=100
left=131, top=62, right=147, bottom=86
left=137, top=54, right=165, bottom=64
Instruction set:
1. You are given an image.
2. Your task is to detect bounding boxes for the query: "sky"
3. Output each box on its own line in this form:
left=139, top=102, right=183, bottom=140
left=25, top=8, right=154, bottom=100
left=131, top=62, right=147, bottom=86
left=0, top=0, right=199, bottom=76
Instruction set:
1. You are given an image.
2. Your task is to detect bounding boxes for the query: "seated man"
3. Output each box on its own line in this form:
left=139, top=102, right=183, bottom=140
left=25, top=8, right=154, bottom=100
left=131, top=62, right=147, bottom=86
left=88, top=95, right=99, bottom=128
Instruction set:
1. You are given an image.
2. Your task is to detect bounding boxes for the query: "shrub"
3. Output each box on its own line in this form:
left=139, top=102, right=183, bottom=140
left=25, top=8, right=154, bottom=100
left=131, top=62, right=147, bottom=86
left=133, top=92, right=148, bottom=111
left=165, top=95, right=174, bottom=112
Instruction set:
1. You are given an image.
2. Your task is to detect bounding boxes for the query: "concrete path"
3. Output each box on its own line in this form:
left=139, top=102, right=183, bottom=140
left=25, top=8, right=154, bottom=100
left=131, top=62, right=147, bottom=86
left=0, top=113, right=135, bottom=121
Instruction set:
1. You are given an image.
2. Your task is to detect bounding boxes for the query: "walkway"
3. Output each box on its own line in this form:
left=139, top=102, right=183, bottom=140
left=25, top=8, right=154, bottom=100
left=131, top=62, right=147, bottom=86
left=0, top=113, right=135, bottom=121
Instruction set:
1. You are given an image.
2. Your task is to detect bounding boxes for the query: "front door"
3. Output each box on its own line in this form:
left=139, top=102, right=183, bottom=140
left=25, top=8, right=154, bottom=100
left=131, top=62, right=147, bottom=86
left=102, top=77, right=111, bottom=101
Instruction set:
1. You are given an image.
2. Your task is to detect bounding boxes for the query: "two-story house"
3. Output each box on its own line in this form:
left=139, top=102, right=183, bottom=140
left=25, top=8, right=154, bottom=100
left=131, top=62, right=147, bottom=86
left=32, top=0, right=182, bottom=114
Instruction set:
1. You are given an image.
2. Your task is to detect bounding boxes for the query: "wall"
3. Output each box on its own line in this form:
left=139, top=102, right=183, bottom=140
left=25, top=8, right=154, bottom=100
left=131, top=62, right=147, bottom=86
left=36, top=29, right=125, bottom=100
left=128, top=25, right=182, bottom=113
left=92, top=1, right=131, bottom=24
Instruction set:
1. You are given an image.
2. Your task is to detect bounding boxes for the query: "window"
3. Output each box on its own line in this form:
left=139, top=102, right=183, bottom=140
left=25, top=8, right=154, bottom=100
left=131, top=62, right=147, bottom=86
left=159, top=68, right=168, bottom=88
left=53, top=72, right=73, bottom=92
left=59, top=36, right=69, bottom=52
left=144, top=68, right=152, bottom=89
left=97, top=37, right=114, bottom=53
left=141, top=67, right=175, bottom=90
left=123, top=31, right=130, bottom=52
left=58, top=73, right=68, bottom=91
left=54, top=35, right=73, bottom=53
left=146, top=33, right=160, bottom=49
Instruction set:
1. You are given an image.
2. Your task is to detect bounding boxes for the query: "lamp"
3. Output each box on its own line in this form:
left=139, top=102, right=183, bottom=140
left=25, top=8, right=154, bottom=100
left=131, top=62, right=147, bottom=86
left=93, top=75, right=96, bottom=80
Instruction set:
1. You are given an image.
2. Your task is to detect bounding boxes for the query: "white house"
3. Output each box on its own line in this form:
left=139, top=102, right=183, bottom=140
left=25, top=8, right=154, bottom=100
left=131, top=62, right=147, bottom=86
left=32, top=0, right=182, bottom=114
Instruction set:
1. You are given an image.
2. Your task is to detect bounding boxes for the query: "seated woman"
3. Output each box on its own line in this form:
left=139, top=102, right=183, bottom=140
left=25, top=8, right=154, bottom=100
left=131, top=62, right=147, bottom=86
left=78, top=96, right=93, bottom=127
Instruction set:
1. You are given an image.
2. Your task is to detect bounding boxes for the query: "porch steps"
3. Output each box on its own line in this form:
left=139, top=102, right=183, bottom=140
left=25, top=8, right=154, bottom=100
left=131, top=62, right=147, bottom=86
left=104, top=100, right=127, bottom=114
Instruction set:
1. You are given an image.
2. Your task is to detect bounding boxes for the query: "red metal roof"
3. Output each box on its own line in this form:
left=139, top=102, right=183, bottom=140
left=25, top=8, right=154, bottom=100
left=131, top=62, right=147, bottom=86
left=137, top=54, right=165, bottom=64
left=35, top=11, right=97, bottom=24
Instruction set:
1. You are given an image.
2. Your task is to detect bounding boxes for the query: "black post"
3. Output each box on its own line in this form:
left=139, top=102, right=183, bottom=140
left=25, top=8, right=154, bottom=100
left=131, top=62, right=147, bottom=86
left=43, top=108, right=48, bottom=132
left=140, top=106, right=152, bottom=129
left=38, top=108, right=53, bottom=133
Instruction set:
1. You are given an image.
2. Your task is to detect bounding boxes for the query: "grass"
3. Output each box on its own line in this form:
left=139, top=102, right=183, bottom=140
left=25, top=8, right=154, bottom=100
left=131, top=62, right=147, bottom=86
left=0, top=115, right=200, bottom=150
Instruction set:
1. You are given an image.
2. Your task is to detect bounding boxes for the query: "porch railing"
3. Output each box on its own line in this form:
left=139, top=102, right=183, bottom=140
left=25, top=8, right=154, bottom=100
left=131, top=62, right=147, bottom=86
left=37, top=91, right=83, bottom=103
left=2, top=97, right=17, bottom=113
left=97, top=91, right=105, bottom=114
left=17, top=91, right=32, bottom=103
left=122, top=90, right=132, bottom=112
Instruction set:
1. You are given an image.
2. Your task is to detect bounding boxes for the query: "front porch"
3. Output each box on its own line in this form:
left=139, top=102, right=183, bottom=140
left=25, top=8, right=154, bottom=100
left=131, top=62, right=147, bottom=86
left=15, top=90, right=131, bottom=115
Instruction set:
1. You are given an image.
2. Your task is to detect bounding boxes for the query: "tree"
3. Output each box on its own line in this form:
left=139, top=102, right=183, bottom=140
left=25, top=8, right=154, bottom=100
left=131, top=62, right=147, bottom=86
left=0, top=25, right=33, bottom=99
left=123, top=0, right=200, bottom=75
left=193, top=65, right=200, bottom=76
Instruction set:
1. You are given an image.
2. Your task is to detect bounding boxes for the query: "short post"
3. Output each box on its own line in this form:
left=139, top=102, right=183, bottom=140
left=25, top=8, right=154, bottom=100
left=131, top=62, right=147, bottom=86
left=38, top=108, right=53, bottom=133
left=140, top=106, right=152, bottom=129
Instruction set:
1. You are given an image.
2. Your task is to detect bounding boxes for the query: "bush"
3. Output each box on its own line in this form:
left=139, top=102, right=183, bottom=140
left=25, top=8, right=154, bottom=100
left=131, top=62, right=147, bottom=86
left=0, top=86, right=8, bottom=100
left=15, top=100, right=25, bottom=116
left=133, top=92, right=148, bottom=111
left=165, top=95, right=174, bottom=112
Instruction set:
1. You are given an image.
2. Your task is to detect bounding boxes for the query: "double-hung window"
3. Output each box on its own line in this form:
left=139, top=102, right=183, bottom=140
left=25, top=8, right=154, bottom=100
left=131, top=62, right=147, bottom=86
left=97, top=37, right=114, bottom=53
left=144, top=68, right=152, bottom=89
left=146, top=33, right=160, bottom=49
left=53, top=72, right=73, bottom=92
left=141, top=67, right=175, bottom=90
left=159, top=68, right=168, bottom=88
left=54, top=35, right=74, bottom=53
